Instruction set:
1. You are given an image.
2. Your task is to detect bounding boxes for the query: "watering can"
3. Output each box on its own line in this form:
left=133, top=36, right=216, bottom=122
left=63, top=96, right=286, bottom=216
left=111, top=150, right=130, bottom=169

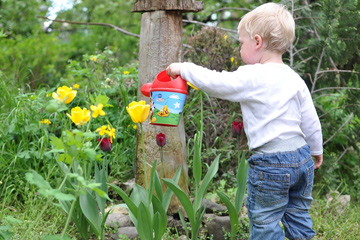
left=140, top=70, right=188, bottom=127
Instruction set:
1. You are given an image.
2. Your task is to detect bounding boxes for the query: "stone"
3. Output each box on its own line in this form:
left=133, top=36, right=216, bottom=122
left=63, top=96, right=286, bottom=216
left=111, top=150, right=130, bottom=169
left=202, top=199, right=227, bottom=214
left=325, top=190, right=351, bottom=215
left=111, top=226, right=138, bottom=240
left=203, top=214, right=231, bottom=240
left=105, top=212, right=133, bottom=229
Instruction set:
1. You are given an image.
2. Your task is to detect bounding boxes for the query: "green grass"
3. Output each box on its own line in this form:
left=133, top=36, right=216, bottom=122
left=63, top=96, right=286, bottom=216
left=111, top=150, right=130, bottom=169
left=311, top=197, right=360, bottom=240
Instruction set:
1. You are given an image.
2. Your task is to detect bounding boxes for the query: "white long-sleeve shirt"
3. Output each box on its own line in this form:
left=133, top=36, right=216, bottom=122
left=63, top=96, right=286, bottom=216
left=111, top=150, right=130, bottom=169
left=180, top=62, right=323, bottom=156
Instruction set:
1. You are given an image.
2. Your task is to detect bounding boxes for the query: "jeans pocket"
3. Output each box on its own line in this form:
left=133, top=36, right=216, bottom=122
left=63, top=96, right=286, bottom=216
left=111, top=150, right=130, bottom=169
left=302, top=162, right=314, bottom=197
left=256, top=171, right=290, bottom=207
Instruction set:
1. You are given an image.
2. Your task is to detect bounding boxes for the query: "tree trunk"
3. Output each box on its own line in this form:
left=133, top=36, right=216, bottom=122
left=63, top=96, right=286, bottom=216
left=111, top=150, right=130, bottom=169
left=135, top=10, right=189, bottom=214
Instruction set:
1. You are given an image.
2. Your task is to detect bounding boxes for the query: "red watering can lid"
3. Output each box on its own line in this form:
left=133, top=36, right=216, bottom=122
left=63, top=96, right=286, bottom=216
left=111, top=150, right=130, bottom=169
left=140, top=70, right=188, bottom=97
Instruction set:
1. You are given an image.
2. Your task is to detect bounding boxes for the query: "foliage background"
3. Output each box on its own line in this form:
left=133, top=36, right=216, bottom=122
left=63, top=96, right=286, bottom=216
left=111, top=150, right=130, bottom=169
left=0, top=0, right=359, bottom=238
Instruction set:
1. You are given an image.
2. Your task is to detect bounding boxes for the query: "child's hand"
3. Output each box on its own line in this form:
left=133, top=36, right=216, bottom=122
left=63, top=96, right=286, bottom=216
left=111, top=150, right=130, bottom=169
left=166, top=63, right=182, bottom=79
left=313, top=154, right=323, bottom=169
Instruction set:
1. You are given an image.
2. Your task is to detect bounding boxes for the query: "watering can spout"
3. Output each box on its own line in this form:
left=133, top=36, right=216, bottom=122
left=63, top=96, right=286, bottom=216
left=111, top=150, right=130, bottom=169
left=140, top=83, right=152, bottom=97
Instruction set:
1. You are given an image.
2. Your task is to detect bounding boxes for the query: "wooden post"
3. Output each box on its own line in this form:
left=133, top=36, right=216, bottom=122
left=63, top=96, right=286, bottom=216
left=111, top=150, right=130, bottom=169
left=132, top=0, right=203, bottom=214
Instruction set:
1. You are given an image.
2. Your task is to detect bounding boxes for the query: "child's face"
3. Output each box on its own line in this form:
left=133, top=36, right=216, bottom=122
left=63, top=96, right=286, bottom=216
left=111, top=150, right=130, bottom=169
left=238, top=29, right=261, bottom=64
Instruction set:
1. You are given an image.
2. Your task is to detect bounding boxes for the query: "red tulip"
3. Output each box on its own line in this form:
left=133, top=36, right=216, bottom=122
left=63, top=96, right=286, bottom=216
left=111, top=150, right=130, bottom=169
left=232, top=121, right=243, bottom=137
left=97, top=137, right=112, bottom=152
left=156, top=133, right=166, bottom=147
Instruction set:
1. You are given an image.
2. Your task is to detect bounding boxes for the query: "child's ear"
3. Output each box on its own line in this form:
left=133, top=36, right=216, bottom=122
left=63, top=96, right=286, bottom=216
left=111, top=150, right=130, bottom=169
left=254, top=34, right=263, bottom=49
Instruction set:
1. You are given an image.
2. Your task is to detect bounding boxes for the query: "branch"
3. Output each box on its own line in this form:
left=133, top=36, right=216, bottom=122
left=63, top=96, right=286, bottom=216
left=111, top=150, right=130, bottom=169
left=317, top=69, right=360, bottom=75
left=37, top=16, right=140, bottom=38
left=38, top=16, right=239, bottom=41
left=323, top=113, right=353, bottom=146
left=208, top=7, right=250, bottom=16
left=182, top=19, right=238, bottom=34
left=311, top=43, right=326, bottom=93
left=335, top=147, right=350, bottom=164
left=312, top=87, right=360, bottom=94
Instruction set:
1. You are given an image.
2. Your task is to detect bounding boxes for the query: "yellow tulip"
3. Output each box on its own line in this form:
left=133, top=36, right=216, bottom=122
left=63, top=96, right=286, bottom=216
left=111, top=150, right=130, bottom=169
left=73, top=83, right=80, bottom=89
left=126, top=100, right=150, bottom=123
left=66, top=107, right=90, bottom=126
left=52, top=86, right=77, bottom=104
left=90, top=103, right=106, bottom=118
left=123, top=71, right=130, bottom=75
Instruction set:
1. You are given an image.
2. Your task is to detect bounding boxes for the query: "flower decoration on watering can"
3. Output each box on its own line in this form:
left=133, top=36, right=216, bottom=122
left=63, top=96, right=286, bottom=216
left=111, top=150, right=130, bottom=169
left=140, top=70, right=188, bottom=127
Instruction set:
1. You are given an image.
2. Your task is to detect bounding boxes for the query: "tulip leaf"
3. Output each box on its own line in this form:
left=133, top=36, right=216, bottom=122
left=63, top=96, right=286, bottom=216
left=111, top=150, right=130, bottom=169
left=148, top=160, right=157, bottom=205
left=162, top=166, right=182, bottom=211
left=79, top=191, right=101, bottom=236
left=162, top=179, right=195, bottom=226
left=194, top=155, right=219, bottom=212
left=152, top=195, right=167, bottom=240
left=193, top=132, right=202, bottom=186
left=235, top=152, right=249, bottom=213
left=217, top=191, right=239, bottom=240
left=108, top=183, right=138, bottom=220
left=154, top=171, right=163, bottom=202
left=137, top=202, right=153, bottom=240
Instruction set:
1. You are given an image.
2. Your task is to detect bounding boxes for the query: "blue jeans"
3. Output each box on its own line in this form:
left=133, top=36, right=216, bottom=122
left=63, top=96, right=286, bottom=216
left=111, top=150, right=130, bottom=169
left=245, top=145, right=316, bottom=240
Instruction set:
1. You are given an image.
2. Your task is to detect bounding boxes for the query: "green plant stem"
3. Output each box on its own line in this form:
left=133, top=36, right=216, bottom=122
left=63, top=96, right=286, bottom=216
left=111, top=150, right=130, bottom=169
left=140, top=123, right=148, bottom=190
left=160, top=147, right=164, bottom=180
left=61, top=198, right=77, bottom=237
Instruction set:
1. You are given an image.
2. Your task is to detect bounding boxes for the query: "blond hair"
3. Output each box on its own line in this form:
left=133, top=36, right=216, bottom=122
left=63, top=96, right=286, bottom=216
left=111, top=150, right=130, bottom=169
left=238, top=3, right=295, bottom=53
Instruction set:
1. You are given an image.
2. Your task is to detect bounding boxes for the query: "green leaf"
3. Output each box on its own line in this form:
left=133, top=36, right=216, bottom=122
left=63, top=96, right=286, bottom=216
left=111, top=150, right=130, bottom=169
left=95, top=161, right=108, bottom=216
left=148, top=160, right=157, bottom=204
left=50, top=136, right=65, bottom=150
left=162, top=179, right=195, bottom=227
left=137, top=202, right=153, bottom=240
left=79, top=191, right=101, bottom=236
left=4, top=216, right=22, bottom=224
left=235, top=153, right=249, bottom=213
left=42, top=234, right=72, bottom=240
left=25, top=171, right=51, bottom=190
left=154, top=171, right=163, bottom=203
left=152, top=196, right=167, bottom=240
left=92, top=188, right=111, bottom=201
left=194, top=155, right=219, bottom=212
left=50, top=189, right=76, bottom=201
left=95, top=95, right=109, bottom=105
left=153, top=212, right=161, bottom=240
left=217, top=191, right=239, bottom=240
left=178, top=210, right=190, bottom=240
left=83, top=148, right=96, bottom=161
left=0, top=225, right=12, bottom=240
left=57, top=153, right=72, bottom=164
left=17, top=150, right=31, bottom=159
left=193, top=133, right=202, bottom=186
left=108, top=183, right=138, bottom=220
left=162, top=166, right=182, bottom=211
